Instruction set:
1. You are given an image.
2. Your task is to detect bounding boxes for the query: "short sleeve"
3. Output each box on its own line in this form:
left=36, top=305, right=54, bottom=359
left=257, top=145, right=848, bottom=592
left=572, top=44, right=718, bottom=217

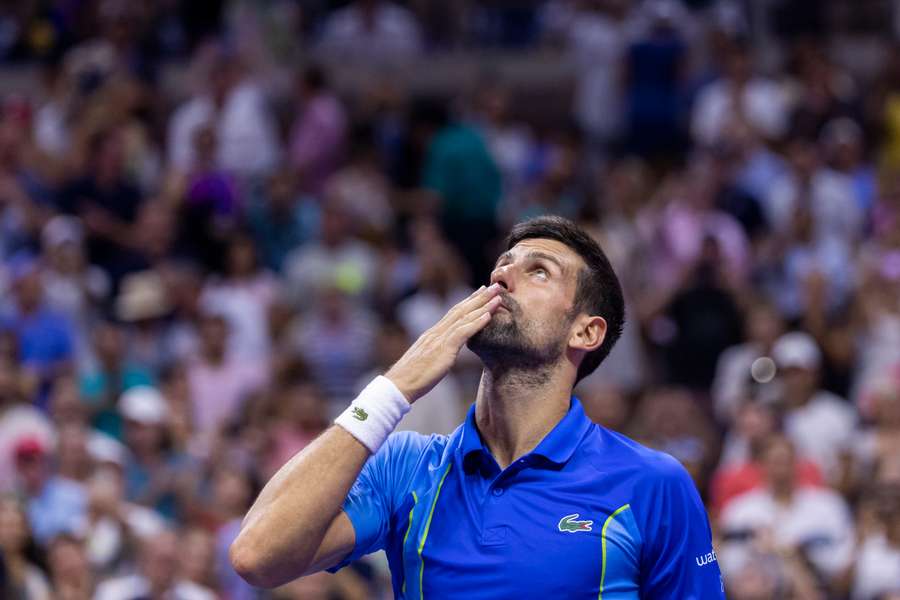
left=327, top=431, right=429, bottom=573
left=637, top=456, right=726, bottom=599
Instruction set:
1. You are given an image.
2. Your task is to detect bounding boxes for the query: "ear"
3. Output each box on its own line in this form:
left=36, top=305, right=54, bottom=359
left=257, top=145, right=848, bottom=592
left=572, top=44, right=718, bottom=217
left=569, top=315, right=607, bottom=354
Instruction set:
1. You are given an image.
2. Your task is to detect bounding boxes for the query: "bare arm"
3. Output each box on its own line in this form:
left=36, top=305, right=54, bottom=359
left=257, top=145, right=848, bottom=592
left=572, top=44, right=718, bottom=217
left=230, top=284, right=503, bottom=588
left=230, top=426, right=369, bottom=588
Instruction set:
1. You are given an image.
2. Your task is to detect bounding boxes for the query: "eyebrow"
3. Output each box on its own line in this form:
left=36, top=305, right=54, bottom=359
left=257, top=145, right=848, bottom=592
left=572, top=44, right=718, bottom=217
left=495, top=250, right=567, bottom=274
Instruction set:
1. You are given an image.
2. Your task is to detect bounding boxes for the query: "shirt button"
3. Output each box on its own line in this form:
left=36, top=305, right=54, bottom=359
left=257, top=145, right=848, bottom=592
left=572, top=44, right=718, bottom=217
left=492, top=486, right=505, bottom=497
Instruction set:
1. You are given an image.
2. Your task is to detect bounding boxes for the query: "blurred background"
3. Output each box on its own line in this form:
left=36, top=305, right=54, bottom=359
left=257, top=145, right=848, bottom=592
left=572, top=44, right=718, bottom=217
left=0, top=0, right=898, bottom=598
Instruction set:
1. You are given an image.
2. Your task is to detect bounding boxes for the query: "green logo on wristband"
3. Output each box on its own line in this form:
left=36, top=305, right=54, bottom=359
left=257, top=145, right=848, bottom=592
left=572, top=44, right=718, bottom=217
left=351, top=407, right=369, bottom=421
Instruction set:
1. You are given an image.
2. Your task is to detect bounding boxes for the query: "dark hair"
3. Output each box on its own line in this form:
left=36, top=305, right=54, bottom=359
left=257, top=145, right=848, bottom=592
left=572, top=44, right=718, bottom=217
left=505, top=216, right=625, bottom=383
left=302, top=65, right=327, bottom=91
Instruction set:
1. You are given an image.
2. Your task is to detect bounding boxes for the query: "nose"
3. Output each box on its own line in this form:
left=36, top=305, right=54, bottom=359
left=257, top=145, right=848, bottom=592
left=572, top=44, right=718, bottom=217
left=489, top=263, right=513, bottom=292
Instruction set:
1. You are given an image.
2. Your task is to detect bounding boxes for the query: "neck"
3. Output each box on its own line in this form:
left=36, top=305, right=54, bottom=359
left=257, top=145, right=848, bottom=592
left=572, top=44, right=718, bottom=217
left=204, top=348, right=226, bottom=365
left=771, top=482, right=794, bottom=503
left=474, top=365, right=571, bottom=470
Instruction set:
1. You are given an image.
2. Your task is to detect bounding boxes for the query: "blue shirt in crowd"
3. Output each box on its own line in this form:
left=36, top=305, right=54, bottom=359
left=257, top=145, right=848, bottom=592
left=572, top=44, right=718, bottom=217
left=330, top=397, right=725, bottom=599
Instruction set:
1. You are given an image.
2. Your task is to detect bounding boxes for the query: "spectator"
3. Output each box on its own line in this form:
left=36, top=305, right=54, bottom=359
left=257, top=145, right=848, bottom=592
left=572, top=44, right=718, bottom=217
left=210, top=462, right=258, bottom=600
left=506, top=132, right=583, bottom=225
left=113, top=270, right=173, bottom=376
left=263, top=375, right=329, bottom=478
left=711, top=300, right=785, bottom=423
left=850, top=373, right=900, bottom=492
left=317, top=0, right=423, bottom=63
left=201, top=232, right=281, bottom=360
left=397, top=238, right=472, bottom=338
left=93, top=528, right=216, bottom=600
left=469, top=81, right=535, bottom=204
left=418, top=99, right=502, bottom=285
left=286, top=286, right=377, bottom=412
left=55, top=422, right=93, bottom=485
left=39, top=216, right=110, bottom=363
left=575, top=380, right=629, bottom=432
left=773, top=331, right=857, bottom=482
left=638, top=158, right=751, bottom=296
left=0, top=496, right=51, bottom=599
left=787, top=45, right=860, bottom=142
left=180, top=527, right=219, bottom=594
left=764, top=138, right=864, bottom=255
left=118, top=386, right=192, bottom=522
left=549, top=0, right=628, bottom=149
left=59, top=127, right=145, bottom=282
left=173, top=124, right=240, bottom=270
left=79, top=320, right=155, bottom=440
left=719, top=434, right=855, bottom=585
left=288, top=66, right=348, bottom=196
left=629, top=387, right=719, bottom=486
left=47, top=533, right=94, bottom=600
left=186, top=312, right=268, bottom=443
left=623, top=2, right=689, bottom=159
left=0, top=364, right=55, bottom=491
left=326, top=123, right=394, bottom=237
left=711, top=400, right=824, bottom=515
left=82, top=461, right=166, bottom=577
left=655, top=235, right=745, bottom=390
left=852, top=456, right=900, bottom=600
left=13, top=436, right=87, bottom=546
left=821, top=117, right=877, bottom=218
left=166, top=49, right=279, bottom=178
left=1, top=255, right=74, bottom=399
left=283, top=202, right=378, bottom=310
left=247, top=166, right=318, bottom=273
left=691, top=41, right=789, bottom=147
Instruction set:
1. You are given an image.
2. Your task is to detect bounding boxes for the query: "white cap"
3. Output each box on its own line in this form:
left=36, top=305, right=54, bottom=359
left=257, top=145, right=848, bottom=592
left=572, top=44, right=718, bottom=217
left=115, top=270, right=172, bottom=322
left=118, top=386, right=169, bottom=426
left=772, top=331, right=821, bottom=371
left=86, top=432, right=128, bottom=467
left=41, top=215, right=83, bottom=248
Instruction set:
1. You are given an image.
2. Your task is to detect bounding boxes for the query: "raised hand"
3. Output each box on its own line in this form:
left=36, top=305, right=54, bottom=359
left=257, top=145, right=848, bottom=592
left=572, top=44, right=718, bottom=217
left=385, top=283, right=503, bottom=403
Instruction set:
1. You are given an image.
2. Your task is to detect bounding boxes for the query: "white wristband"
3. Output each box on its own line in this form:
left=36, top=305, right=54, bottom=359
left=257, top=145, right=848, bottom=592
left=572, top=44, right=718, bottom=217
left=335, top=376, right=411, bottom=454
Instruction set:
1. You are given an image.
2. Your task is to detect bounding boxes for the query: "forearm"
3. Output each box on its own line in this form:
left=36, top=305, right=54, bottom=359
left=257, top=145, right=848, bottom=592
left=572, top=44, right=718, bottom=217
left=231, top=426, right=370, bottom=585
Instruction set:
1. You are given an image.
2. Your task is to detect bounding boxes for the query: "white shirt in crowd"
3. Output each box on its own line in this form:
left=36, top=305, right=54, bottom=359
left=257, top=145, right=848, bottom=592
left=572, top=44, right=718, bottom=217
left=167, top=80, right=279, bottom=177
left=692, top=77, right=789, bottom=146
left=719, top=486, right=855, bottom=579
left=764, top=168, right=865, bottom=247
left=94, top=575, right=216, bottom=600
left=853, top=533, right=900, bottom=600
left=317, top=1, right=422, bottom=62
left=783, top=390, right=857, bottom=481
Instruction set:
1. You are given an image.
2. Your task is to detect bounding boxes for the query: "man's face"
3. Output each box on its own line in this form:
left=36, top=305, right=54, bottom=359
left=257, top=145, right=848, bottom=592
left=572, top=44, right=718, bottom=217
left=761, top=438, right=795, bottom=489
left=468, top=239, right=583, bottom=371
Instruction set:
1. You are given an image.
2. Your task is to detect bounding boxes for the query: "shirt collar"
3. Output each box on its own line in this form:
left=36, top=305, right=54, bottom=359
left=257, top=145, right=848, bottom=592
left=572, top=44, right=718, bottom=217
left=457, top=396, right=592, bottom=472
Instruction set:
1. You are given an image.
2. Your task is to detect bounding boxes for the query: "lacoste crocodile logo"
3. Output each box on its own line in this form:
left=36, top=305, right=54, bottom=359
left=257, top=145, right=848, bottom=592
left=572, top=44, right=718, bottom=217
left=351, top=407, right=369, bottom=421
left=558, top=513, right=593, bottom=533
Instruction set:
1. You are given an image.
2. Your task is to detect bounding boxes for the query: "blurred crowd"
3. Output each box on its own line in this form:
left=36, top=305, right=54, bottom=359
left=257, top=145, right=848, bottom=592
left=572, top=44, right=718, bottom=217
left=0, top=0, right=899, bottom=598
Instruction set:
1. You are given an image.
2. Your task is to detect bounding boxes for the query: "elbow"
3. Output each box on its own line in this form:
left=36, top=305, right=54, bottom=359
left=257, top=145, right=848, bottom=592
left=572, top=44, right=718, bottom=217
left=228, top=540, right=269, bottom=588
left=229, top=536, right=302, bottom=590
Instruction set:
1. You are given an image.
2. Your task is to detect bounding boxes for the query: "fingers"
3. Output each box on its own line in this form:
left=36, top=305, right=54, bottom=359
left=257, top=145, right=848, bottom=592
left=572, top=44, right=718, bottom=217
left=441, top=284, right=502, bottom=325
left=451, top=295, right=502, bottom=343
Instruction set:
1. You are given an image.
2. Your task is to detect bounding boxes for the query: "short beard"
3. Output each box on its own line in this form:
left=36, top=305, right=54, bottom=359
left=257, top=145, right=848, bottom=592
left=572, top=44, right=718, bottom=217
left=466, top=304, right=571, bottom=385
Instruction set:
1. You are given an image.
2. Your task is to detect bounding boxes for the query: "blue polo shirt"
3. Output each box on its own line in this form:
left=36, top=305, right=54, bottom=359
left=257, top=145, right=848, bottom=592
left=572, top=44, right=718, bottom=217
left=330, top=398, right=724, bottom=599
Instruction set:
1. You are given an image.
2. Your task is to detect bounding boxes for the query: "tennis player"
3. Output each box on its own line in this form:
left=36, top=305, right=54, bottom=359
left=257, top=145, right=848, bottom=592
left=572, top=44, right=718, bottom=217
left=231, top=216, right=725, bottom=598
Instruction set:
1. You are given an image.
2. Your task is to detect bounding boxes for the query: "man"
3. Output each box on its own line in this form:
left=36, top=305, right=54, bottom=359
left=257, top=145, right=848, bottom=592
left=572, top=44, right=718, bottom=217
left=2, top=254, right=74, bottom=397
left=773, top=331, right=857, bottom=482
left=719, top=433, right=854, bottom=589
left=13, top=436, right=87, bottom=545
left=94, top=529, right=216, bottom=600
left=231, top=216, right=724, bottom=598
